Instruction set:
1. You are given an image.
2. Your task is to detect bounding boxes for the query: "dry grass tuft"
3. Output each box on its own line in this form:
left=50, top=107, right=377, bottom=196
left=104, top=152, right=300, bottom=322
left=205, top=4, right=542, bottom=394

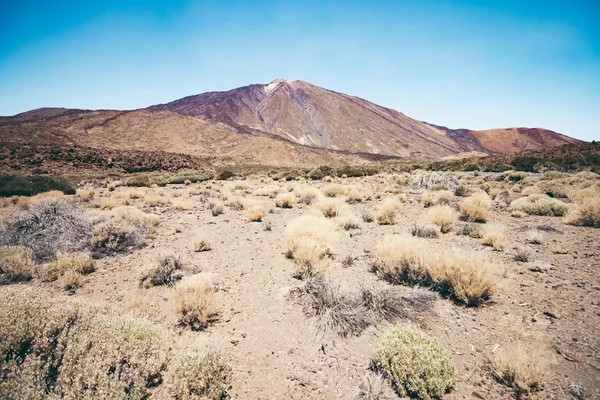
left=375, top=198, right=402, bottom=225
left=372, top=327, right=457, bottom=399
left=460, top=190, right=491, bottom=222
left=275, top=192, right=295, bottom=208
left=482, top=225, right=506, bottom=251
left=411, top=223, right=439, bottom=238
left=145, top=193, right=169, bottom=207
left=41, top=252, right=96, bottom=282
left=76, top=189, right=95, bottom=201
left=173, top=350, right=231, bottom=400
left=374, top=235, right=499, bottom=305
left=527, top=229, right=544, bottom=244
left=337, top=213, right=362, bottom=230
left=427, top=205, right=458, bottom=233
left=174, top=275, right=218, bottom=331
left=59, top=269, right=83, bottom=291
left=492, top=342, right=543, bottom=396
left=421, top=190, right=454, bottom=207
left=285, top=215, right=337, bottom=279
left=323, top=184, right=347, bottom=197
left=315, top=197, right=347, bottom=218
left=98, top=196, right=123, bottom=210
left=245, top=204, right=266, bottom=222
left=173, top=198, right=193, bottom=211
left=355, top=373, right=388, bottom=400
left=0, top=245, right=34, bottom=284
left=193, top=234, right=212, bottom=252
left=565, top=196, right=600, bottom=228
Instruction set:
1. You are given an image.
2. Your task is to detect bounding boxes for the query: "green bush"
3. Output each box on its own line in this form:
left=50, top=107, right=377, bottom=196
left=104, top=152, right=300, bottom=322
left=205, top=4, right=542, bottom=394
left=173, top=351, right=230, bottom=400
left=510, top=194, right=571, bottom=216
left=0, top=287, right=168, bottom=399
left=0, top=175, right=76, bottom=197
left=307, top=166, right=334, bottom=180
left=125, top=174, right=151, bottom=187
left=463, top=163, right=481, bottom=172
left=373, top=328, right=457, bottom=399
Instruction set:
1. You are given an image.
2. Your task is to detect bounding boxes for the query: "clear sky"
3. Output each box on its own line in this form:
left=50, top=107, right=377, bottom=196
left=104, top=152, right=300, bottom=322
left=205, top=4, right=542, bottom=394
left=1, top=0, right=599, bottom=140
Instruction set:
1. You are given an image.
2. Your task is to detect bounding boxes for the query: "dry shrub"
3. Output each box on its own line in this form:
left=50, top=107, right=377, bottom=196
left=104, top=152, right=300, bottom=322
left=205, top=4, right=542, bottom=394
left=285, top=215, right=337, bottom=279
left=460, top=190, right=491, bottom=222
left=482, top=225, right=506, bottom=251
left=455, top=223, right=483, bottom=238
left=290, top=277, right=435, bottom=337
left=427, top=205, right=458, bottom=233
left=92, top=218, right=142, bottom=254
left=173, top=198, right=193, bottom=211
left=76, top=189, right=95, bottom=201
left=372, top=328, right=457, bottom=399
left=98, top=197, right=122, bottom=210
left=374, top=235, right=499, bottom=305
left=59, top=269, right=82, bottom=291
left=145, top=194, right=169, bottom=207
left=421, top=190, right=453, bottom=207
left=245, top=204, right=266, bottom=222
left=174, top=275, right=218, bottom=330
left=111, top=206, right=159, bottom=233
left=323, top=184, right=347, bottom=197
left=362, top=210, right=374, bottom=223
left=492, top=342, right=543, bottom=395
left=411, top=223, right=439, bottom=238
left=254, top=185, right=281, bottom=197
left=315, top=197, right=346, bottom=218
left=565, top=196, right=600, bottom=228
left=294, top=185, right=320, bottom=201
left=173, top=350, right=230, bottom=400
left=513, top=246, right=534, bottom=262
left=227, top=198, right=244, bottom=211
left=0, top=245, right=34, bottom=284
left=275, top=192, right=295, bottom=208
left=375, top=198, right=402, bottom=225
left=140, top=252, right=184, bottom=288
left=0, top=198, right=91, bottom=261
left=126, top=292, right=155, bottom=318
left=510, top=194, right=570, bottom=216
left=527, top=229, right=544, bottom=244
left=210, top=202, right=224, bottom=216
left=0, top=287, right=168, bottom=399
left=346, top=185, right=364, bottom=203
left=355, top=373, right=388, bottom=400
left=193, top=234, right=212, bottom=252
left=128, top=188, right=146, bottom=199
left=41, top=252, right=96, bottom=282
left=337, top=213, right=362, bottom=230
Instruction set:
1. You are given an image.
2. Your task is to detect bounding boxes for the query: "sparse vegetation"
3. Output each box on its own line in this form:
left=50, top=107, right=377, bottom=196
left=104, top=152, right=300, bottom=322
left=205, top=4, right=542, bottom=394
left=140, top=251, right=183, bottom=288
left=492, top=342, right=543, bottom=396
left=372, top=327, right=457, bottom=399
left=565, top=196, right=600, bottom=228
left=174, top=275, right=218, bottom=330
left=482, top=224, right=506, bottom=251
left=421, top=190, right=453, bottom=207
left=173, top=350, right=230, bottom=400
left=375, top=198, right=402, bottom=225
left=411, top=223, right=439, bottom=238
left=0, top=245, right=34, bottom=284
left=41, top=251, right=95, bottom=282
left=460, top=190, right=491, bottom=222
left=427, top=205, right=458, bottom=233
left=193, top=234, right=212, bottom=252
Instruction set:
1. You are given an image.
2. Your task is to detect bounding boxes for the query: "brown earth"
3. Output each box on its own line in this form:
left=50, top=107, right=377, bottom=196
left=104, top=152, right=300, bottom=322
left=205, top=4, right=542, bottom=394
left=9, top=173, right=599, bottom=399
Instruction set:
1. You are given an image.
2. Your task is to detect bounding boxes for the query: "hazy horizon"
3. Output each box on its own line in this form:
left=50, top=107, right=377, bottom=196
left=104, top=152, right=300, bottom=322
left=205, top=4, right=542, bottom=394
left=1, top=0, right=599, bottom=141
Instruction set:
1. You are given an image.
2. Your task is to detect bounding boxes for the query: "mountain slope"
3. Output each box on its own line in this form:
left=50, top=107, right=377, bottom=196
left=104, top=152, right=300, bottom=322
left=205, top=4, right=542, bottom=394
left=149, top=78, right=582, bottom=156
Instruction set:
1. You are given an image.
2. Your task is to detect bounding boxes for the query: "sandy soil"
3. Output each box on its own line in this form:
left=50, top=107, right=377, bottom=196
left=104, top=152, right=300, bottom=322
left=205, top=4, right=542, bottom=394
left=23, top=175, right=600, bottom=399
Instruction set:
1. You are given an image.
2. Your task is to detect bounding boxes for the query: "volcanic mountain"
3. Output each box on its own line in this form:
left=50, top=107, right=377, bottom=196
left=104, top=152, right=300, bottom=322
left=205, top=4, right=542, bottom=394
left=0, top=79, right=582, bottom=171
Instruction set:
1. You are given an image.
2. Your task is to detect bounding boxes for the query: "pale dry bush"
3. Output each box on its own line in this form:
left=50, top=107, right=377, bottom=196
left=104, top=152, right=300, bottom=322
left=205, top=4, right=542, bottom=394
left=411, top=223, right=439, bottom=238
left=210, top=202, right=225, bottom=216
left=173, top=197, right=193, bottom=211
left=128, top=188, right=146, bottom=199
left=145, top=193, right=169, bottom=207
left=174, top=275, right=218, bottom=330
left=421, top=190, right=454, bottom=207
left=510, top=194, right=570, bottom=217
left=110, top=206, right=159, bottom=233
left=337, top=212, right=362, bottom=230
left=59, top=269, right=83, bottom=291
left=374, top=235, right=499, bottom=305
left=346, top=185, right=364, bottom=203
left=482, top=224, right=506, bottom=251
left=0, top=245, right=34, bottom=284
left=294, top=185, right=321, bottom=201
left=323, top=184, right=347, bottom=197
left=372, top=327, right=457, bottom=399
left=41, top=251, right=96, bottom=282
left=513, top=246, right=534, bottom=262
left=527, top=229, right=544, bottom=244
left=362, top=210, right=374, bottom=223
left=193, top=234, right=212, bottom=252
left=492, top=342, right=543, bottom=395
left=126, top=292, right=155, bottom=318
left=315, top=197, right=347, bottom=218
left=254, top=185, right=281, bottom=197
left=245, top=204, right=266, bottom=222
left=285, top=215, right=337, bottom=279
left=0, top=287, right=168, bottom=399
left=355, top=373, right=388, bottom=400
left=140, top=251, right=184, bottom=288
left=565, top=194, right=600, bottom=228
left=76, top=188, right=95, bottom=201
left=173, top=350, right=230, bottom=400
left=98, top=196, right=122, bottom=210
left=460, top=190, right=491, bottom=222
left=275, top=192, right=295, bottom=208
left=427, top=205, right=458, bottom=233
left=375, top=198, right=402, bottom=225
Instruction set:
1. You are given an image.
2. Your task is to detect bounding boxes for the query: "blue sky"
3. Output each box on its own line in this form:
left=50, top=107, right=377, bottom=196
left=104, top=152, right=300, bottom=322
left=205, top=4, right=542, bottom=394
left=1, top=0, right=599, bottom=141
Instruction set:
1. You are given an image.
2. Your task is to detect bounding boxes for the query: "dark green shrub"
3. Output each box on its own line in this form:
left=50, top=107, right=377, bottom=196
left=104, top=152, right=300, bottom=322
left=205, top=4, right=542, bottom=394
left=125, top=174, right=151, bottom=187
left=0, top=175, right=76, bottom=197
left=307, top=166, right=334, bottom=180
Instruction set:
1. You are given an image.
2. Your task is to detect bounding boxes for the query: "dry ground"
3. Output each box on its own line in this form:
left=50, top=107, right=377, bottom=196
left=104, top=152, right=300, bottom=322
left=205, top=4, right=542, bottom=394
left=2, top=171, right=599, bottom=399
